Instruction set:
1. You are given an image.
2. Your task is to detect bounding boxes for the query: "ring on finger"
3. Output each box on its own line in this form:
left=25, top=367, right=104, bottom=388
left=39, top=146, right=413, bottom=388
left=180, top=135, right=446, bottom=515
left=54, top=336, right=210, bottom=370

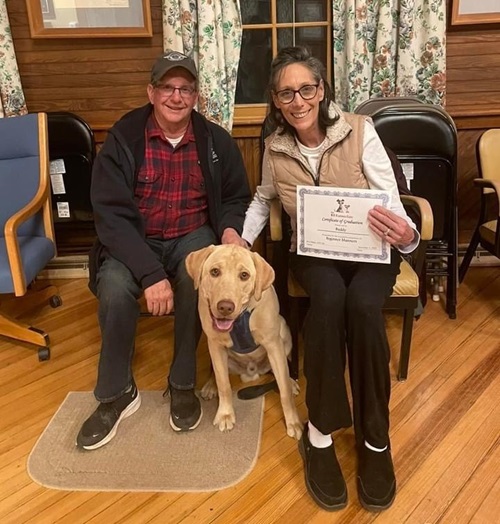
left=384, top=227, right=392, bottom=236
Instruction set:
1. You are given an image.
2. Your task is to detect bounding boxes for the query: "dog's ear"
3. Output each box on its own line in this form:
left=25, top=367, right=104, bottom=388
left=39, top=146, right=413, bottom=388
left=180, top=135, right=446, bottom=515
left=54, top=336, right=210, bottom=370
left=185, top=245, right=216, bottom=289
left=250, top=251, right=275, bottom=301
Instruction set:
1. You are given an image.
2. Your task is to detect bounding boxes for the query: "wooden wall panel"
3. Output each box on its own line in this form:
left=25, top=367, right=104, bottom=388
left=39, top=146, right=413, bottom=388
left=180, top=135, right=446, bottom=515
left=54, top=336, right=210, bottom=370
left=446, top=0, right=500, bottom=243
left=7, top=0, right=163, bottom=130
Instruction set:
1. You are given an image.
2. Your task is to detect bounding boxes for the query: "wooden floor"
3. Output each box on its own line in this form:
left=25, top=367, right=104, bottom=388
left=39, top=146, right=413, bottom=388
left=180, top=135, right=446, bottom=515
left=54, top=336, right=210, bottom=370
left=0, top=267, right=499, bottom=524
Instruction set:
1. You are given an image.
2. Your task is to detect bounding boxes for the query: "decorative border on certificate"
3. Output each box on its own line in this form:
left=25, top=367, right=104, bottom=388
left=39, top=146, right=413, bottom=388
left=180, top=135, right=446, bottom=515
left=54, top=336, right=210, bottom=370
left=297, top=186, right=391, bottom=264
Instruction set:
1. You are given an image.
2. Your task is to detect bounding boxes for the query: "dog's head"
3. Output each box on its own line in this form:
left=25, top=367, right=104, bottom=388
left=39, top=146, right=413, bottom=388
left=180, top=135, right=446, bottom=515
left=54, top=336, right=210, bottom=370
left=185, top=245, right=275, bottom=332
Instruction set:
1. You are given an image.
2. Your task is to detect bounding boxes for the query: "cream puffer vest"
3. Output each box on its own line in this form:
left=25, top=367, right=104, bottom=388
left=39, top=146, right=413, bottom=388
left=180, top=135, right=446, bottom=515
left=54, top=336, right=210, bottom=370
left=265, top=104, right=369, bottom=251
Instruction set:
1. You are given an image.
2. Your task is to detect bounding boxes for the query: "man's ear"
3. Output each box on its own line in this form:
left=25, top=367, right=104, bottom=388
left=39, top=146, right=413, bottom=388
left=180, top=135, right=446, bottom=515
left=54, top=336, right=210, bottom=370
left=185, top=245, right=216, bottom=290
left=147, top=84, right=155, bottom=104
left=250, top=251, right=275, bottom=301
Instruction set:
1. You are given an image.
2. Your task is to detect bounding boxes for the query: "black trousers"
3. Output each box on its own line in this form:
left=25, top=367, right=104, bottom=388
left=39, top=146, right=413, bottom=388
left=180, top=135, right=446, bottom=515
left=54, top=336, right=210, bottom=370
left=93, top=224, right=217, bottom=402
left=290, top=251, right=401, bottom=448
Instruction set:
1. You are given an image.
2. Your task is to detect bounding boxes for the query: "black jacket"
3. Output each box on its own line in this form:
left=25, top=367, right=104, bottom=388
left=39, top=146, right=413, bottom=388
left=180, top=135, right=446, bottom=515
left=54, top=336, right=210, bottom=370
left=89, top=104, right=250, bottom=293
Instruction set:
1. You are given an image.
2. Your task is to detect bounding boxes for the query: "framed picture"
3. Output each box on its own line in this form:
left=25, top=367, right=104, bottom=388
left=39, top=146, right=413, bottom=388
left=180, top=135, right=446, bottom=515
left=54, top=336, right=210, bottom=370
left=25, top=0, right=153, bottom=38
left=40, top=0, right=56, bottom=21
left=451, top=0, right=500, bottom=25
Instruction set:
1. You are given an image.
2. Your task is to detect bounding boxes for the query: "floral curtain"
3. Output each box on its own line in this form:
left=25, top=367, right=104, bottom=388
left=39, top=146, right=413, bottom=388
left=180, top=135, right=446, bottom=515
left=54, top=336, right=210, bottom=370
left=162, top=0, right=242, bottom=131
left=0, top=0, right=27, bottom=117
left=333, top=0, right=446, bottom=112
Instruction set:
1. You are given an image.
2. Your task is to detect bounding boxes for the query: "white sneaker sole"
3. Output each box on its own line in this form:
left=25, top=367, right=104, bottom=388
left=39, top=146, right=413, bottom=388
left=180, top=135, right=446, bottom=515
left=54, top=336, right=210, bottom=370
left=81, top=391, right=142, bottom=450
left=169, top=405, right=203, bottom=432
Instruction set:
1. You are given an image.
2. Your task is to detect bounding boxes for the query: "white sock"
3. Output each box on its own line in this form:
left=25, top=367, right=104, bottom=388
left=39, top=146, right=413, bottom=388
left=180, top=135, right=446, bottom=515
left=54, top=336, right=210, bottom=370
left=308, top=421, right=333, bottom=448
left=365, top=440, right=388, bottom=452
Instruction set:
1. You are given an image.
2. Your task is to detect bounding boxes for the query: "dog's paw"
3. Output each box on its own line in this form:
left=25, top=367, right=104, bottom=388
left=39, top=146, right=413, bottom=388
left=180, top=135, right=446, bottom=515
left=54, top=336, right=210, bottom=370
left=286, top=420, right=303, bottom=440
left=200, top=379, right=218, bottom=400
left=213, top=410, right=236, bottom=432
left=290, top=378, right=300, bottom=396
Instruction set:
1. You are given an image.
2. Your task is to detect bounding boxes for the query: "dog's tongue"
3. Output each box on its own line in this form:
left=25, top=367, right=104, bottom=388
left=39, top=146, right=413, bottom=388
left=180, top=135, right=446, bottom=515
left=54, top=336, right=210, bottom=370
left=213, top=317, right=235, bottom=332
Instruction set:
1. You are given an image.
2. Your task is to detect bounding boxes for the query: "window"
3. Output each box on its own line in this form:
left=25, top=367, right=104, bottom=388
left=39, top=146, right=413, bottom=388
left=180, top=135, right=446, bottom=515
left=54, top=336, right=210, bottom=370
left=234, top=0, right=332, bottom=125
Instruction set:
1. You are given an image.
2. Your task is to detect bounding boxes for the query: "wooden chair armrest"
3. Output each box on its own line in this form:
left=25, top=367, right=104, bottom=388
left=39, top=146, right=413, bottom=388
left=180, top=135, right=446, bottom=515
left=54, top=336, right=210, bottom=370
left=400, top=194, right=434, bottom=241
left=269, top=198, right=283, bottom=242
left=473, top=178, right=500, bottom=206
left=4, top=187, right=49, bottom=239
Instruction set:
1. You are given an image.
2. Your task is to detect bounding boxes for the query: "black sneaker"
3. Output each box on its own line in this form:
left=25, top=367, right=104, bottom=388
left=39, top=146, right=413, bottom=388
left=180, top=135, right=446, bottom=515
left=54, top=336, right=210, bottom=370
left=298, top=427, right=348, bottom=511
left=169, top=386, right=202, bottom=432
left=76, top=384, right=141, bottom=450
left=357, top=445, right=396, bottom=511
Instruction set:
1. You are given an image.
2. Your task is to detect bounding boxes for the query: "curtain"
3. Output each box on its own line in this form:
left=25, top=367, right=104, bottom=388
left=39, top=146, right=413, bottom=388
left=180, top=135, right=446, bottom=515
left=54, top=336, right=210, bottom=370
left=333, top=0, right=446, bottom=112
left=162, top=0, right=242, bottom=131
left=0, top=1, right=27, bottom=117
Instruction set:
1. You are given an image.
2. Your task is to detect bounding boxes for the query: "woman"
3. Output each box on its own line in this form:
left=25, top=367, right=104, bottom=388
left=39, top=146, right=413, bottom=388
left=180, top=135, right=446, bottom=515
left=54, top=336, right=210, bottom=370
left=242, top=47, right=418, bottom=512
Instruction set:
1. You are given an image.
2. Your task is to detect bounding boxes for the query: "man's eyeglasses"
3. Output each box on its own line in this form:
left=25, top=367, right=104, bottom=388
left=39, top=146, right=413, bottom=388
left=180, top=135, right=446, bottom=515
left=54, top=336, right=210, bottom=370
left=155, top=84, right=196, bottom=98
left=274, top=84, right=320, bottom=104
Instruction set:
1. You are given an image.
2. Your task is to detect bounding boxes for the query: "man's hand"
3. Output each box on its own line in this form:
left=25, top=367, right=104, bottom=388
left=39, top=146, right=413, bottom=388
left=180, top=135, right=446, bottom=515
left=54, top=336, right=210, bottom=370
left=221, top=227, right=250, bottom=248
left=368, top=205, right=415, bottom=248
left=144, top=279, right=173, bottom=316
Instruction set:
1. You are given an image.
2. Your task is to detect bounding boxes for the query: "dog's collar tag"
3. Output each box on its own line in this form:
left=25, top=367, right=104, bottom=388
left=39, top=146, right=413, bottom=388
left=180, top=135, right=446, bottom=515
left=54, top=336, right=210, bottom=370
left=230, top=310, right=259, bottom=354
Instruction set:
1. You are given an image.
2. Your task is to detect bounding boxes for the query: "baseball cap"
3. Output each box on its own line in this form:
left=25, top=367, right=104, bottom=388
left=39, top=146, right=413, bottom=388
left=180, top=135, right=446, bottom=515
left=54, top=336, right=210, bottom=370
left=150, top=50, right=198, bottom=84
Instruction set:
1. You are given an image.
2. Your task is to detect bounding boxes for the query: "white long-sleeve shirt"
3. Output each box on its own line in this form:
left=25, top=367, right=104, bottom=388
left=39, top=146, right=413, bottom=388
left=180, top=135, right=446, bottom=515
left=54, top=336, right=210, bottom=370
left=242, top=120, right=419, bottom=254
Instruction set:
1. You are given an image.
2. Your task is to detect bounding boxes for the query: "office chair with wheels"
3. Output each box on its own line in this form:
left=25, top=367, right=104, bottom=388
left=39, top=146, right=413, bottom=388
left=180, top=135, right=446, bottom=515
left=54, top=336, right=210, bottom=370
left=0, top=113, right=61, bottom=361
left=459, top=129, right=500, bottom=282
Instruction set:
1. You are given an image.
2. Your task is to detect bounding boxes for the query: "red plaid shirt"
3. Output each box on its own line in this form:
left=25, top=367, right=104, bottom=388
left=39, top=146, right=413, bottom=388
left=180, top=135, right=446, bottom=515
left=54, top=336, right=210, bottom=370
left=135, top=114, right=208, bottom=239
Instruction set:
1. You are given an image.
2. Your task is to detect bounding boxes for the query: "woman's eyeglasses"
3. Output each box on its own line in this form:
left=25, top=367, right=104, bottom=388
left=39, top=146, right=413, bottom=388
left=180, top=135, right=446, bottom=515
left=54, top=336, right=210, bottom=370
left=155, top=84, right=196, bottom=98
left=274, top=84, right=320, bottom=104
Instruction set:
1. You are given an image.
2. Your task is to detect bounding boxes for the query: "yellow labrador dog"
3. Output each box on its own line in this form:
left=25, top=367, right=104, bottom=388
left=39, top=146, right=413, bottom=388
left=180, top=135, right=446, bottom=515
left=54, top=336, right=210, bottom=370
left=186, top=244, right=302, bottom=440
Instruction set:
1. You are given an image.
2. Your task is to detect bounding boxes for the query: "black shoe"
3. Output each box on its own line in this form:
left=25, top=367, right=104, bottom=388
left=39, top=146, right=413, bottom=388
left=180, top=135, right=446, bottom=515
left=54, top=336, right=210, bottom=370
left=298, top=427, right=348, bottom=511
left=76, top=384, right=141, bottom=450
left=357, top=445, right=396, bottom=511
left=169, top=386, right=202, bottom=432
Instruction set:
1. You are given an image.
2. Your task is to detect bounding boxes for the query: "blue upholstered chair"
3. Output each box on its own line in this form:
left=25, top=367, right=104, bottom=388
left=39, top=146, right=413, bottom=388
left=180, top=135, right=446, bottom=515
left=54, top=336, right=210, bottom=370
left=0, top=113, right=61, bottom=361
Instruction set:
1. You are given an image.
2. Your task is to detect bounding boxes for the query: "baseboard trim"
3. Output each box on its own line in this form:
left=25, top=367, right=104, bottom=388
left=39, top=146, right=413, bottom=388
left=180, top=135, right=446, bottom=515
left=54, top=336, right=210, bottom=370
left=39, top=255, right=89, bottom=279
left=457, top=244, right=500, bottom=267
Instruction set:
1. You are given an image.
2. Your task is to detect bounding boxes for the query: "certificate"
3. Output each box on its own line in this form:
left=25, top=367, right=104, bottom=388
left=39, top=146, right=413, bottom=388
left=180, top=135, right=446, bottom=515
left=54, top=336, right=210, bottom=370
left=296, top=186, right=391, bottom=263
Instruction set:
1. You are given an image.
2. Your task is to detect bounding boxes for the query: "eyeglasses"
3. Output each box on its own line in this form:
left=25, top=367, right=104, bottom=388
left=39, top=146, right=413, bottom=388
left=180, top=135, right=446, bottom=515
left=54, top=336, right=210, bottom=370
left=155, top=84, right=196, bottom=98
left=274, top=84, right=320, bottom=104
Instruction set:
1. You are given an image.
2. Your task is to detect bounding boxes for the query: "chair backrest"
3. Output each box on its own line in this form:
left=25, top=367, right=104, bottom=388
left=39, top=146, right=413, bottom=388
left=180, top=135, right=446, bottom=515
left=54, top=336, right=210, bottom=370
left=369, top=104, right=457, bottom=242
left=354, top=96, right=424, bottom=115
left=46, top=112, right=95, bottom=222
left=477, top=129, right=500, bottom=194
left=0, top=113, right=48, bottom=238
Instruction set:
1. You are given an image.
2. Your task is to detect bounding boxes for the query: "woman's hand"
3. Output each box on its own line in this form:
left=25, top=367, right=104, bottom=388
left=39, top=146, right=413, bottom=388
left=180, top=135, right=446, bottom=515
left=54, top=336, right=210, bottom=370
left=368, top=205, right=415, bottom=248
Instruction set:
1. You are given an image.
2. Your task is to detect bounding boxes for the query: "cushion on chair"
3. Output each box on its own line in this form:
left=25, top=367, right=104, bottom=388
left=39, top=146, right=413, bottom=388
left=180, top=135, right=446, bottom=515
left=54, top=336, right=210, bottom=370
left=391, top=259, right=419, bottom=297
left=0, top=237, right=55, bottom=294
left=0, top=114, right=39, bottom=159
left=286, top=258, right=419, bottom=300
left=0, top=157, right=40, bottom=231
left=479, top=221, right=497, bottom=246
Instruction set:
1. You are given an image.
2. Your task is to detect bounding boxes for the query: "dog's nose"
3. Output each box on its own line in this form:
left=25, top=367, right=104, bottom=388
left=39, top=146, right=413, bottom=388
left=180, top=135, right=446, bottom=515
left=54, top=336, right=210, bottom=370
left=217, top=300, right=235, bottom=316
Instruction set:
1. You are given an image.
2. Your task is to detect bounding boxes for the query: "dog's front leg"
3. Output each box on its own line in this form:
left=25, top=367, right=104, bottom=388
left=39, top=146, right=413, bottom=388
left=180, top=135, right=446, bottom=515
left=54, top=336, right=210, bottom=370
left=207, top=341, right=236, bottom=432
left=266, top=341, right=303, bottom=440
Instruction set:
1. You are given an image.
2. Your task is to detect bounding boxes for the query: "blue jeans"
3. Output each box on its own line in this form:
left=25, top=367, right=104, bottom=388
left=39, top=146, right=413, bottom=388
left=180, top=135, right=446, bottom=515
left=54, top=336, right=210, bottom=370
left=93, top=224, right=217, bottom=402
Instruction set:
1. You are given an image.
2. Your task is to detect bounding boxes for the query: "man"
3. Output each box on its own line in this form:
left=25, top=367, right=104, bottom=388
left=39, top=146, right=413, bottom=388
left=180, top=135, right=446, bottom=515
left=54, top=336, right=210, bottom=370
left=77, top=50, right=250, bottom=450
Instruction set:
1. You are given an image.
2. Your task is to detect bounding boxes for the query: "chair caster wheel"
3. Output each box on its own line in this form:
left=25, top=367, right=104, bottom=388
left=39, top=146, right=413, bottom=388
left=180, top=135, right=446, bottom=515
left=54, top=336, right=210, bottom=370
left=49, top=295, right=62, bottom=308
left=38, top=347, right=51, bottom=361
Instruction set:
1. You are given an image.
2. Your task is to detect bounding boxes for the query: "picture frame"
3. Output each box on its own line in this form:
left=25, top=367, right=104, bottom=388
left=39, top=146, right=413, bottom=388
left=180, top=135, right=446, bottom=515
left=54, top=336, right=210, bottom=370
left=40, top=0, right=56, bottom=21
left=451, top=0, right=500, bottom=25
left=25, top=0, right=153, bottom=38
